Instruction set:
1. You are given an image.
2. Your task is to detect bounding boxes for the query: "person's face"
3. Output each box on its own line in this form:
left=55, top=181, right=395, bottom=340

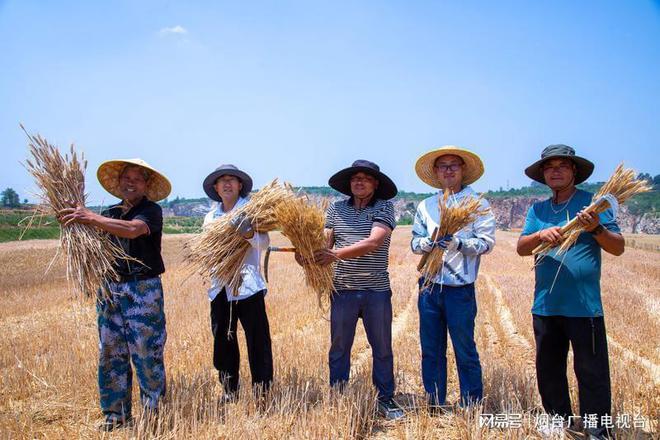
left=433, top=154, right=464, bottom=190
left=350, top=172, right=379, bottom=199
left=119, top=166, right=148, bottom=203
left=214, top=175, right=242, bottom=201
left=542, top=158, right=576, bottom=190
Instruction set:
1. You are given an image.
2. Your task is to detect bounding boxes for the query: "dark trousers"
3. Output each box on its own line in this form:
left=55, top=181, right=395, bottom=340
left=210, top=290, right=273, bottom=394
left=533, top=315, right=611, bottom=428
left=418, top=282, right=482, bottom=406
left=329, top=290, right=395, bottom=400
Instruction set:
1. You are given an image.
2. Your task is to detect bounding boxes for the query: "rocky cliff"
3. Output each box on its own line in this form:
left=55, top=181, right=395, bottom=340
left=487, top=196, right=659, bottom=234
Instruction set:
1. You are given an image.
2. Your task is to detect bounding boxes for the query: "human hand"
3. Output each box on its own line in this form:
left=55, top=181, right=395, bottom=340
left=538, top=227, right=563, bottom=246
left=294, top=251, right=311, bottom=267
left=58, top=205, right=97, bottom=226
left=312, top=248, right=339, bottom=266
left=576, top=209, right=600, bottom=232
left=230, top=212, right=255, bottom=239
left=432, top=234, right=460, bottom=251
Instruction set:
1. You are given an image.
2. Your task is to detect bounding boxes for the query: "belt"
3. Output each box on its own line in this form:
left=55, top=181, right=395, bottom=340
left=118, top=273, right=156, bottom=283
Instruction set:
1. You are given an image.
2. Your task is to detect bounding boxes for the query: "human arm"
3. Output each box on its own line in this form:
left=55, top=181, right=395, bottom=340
left=411, top=201, right=434, bottom=255
left=58, top=205, right=149, bottom=239
left=313, top=223, right=392, bottom=265
left=576, top=209, right=625, bottom=256
left=458, top=203, right=496, bottom=256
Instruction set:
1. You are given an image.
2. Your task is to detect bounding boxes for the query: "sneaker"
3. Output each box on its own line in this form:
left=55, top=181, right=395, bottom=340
left=585, top=427, right=611, bottom=440
left=98, top=416, right=132, bottom=432
left=565, top=427, right=585, bottom=439
left=428, top=403, right=452, bottom=416
left=378, top=398, right=405, bottom=421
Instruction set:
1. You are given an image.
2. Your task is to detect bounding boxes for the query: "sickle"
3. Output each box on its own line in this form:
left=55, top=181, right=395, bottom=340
left=263, top=246, right=296, bottom=282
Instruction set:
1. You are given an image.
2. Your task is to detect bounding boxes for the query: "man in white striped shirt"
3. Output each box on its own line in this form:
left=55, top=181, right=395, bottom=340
left=411, top=146, right=496, bottom=409
left=308, top=159, right=403, bottom=419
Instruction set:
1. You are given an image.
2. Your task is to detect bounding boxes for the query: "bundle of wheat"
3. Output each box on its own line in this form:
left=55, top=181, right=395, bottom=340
left=419, top=191, right=489, bottom=289
left=22, top=125, right=130, bottom=300
left=274, top=191, right=334, bottom=309
left=186, top=179, right=295, bottom=293
left=533, top=163, right=652, bottom=256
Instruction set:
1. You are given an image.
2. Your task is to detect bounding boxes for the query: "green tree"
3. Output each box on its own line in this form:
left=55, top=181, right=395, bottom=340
left=1, top=188, right=20, bottom=208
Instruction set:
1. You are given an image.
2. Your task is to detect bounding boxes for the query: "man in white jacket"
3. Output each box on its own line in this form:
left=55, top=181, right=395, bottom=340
left=202, top=164, right=272, bottom=400
left=411, top=146, right=496, bottom=409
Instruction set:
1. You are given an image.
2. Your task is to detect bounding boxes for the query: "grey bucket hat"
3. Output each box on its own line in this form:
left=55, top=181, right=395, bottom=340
left=525, top=144, right=594, bottom=185
left=328, top=159, right=398, bottom=200
left=203, top=164, right=253, bottom=201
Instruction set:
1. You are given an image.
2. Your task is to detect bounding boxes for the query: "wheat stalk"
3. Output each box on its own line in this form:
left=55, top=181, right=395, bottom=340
left=274, top=188, right=334, bottom=309
left=21, top=125, right=132, bottom=300
left=419, top=191, right=489, bottom=290
left=185, top=179, right=295, bottom=293
left=533, top=163, right=652, bottom=256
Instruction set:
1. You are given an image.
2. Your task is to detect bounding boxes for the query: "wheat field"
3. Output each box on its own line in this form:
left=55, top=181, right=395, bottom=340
left=0, top=228, right=658, bottom=439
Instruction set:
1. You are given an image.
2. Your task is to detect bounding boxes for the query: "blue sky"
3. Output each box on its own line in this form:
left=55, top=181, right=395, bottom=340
left=1, top=1, right=659, bottom=205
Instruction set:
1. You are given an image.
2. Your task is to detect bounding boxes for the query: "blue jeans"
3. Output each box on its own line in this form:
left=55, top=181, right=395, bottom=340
left=329, top=289, right=394, bottom=400
left=418, top=280, right=482, bottom=406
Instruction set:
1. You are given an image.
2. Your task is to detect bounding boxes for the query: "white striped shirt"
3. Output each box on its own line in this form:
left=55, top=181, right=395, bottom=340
left=325, top=198, right=396, bottom=291
left=411, top=186, right=496, bottom=287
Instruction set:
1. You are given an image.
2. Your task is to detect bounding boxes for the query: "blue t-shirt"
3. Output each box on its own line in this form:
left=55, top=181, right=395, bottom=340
left=521, top=189, right=620, bottom=317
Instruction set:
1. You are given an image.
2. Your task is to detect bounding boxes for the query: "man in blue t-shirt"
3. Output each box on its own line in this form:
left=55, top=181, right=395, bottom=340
left=517, top=145, right=624, bottom=440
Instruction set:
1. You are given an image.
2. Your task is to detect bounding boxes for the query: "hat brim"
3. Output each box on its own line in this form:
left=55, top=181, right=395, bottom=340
left=524, top=155, right=594, bottom=185
left=328, top=166, right=398, bottom=200
left=203, top=168, right=253, bottom=202
left=415, top=146, right=484, bottom=188
left=97, top=159, right=172, bottom=202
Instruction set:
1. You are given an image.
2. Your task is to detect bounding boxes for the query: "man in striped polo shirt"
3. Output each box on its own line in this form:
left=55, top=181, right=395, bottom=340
left=412, top=146, right=496, bottom=410
left=309, top=159, right=403, bottom=419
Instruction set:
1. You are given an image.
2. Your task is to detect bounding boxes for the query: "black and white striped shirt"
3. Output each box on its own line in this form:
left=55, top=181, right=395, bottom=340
left=325, top=198, right=396, bottom=292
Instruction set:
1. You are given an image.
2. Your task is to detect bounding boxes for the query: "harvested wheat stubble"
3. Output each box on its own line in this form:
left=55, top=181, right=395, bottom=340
left=274, top=190, right=334, bottom=309
left=22, top=125, right=133, bottom=301
left=419, top=191, right=489, bottom=289
left=533, top=163, right=652, bottom=256
left=185, top=179, right=296, bottom=293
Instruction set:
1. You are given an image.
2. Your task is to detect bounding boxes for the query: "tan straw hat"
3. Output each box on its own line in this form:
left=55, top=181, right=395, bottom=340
left=97, top=158, right=172, bottom=202
left=415, top=145, right=484, bottom=188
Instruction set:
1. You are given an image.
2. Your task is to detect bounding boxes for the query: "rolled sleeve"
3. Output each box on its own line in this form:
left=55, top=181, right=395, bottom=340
left=599, top=207, right=621, bottom=234
left=134, top=203, right=163, bottom=235
left=521, top=204, right=541, bottom=236
left=325, top=202, right=336, bottom=229
left=373, top=201, right=396, bottom=231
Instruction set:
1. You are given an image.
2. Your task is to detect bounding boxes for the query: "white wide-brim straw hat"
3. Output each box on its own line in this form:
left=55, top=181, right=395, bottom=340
left=415, top=145, right=485, bottom=188
left=97, top=158, right=172, bottom=202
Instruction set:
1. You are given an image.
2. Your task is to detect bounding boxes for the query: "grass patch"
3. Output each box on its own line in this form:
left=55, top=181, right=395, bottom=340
left=0, top=209, right=60, bottom=242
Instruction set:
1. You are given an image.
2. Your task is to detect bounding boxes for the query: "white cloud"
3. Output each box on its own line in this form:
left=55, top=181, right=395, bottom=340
left=159, top=25, right=187, bottom=36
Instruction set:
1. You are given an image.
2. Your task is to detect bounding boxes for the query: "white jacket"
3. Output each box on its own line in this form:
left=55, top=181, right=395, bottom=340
left=411, top=186, right=496, bottom=287
left=203, top=197, right=269, bottom=301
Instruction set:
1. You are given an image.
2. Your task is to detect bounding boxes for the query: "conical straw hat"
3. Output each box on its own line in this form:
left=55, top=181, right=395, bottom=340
left=97, top=158, right=171, bottom=202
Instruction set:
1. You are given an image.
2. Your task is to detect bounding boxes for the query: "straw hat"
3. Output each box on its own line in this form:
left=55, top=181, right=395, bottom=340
left=415, top=146, right=484, bottom=188
left=97, top=158, right=172, bottom=202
